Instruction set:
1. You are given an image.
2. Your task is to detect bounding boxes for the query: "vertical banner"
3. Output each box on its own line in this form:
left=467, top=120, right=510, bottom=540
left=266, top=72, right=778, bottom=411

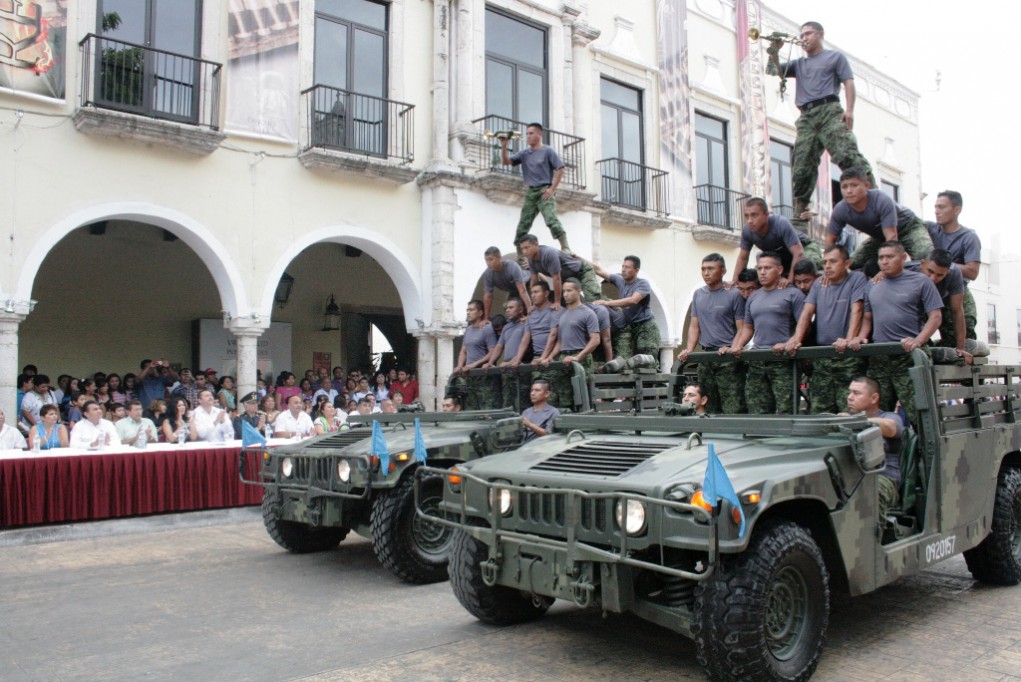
left=736, top=0, right=770, bottom=200
left=225, top=0, right=299, bottom=140
left=0, top=0, right=67, bottom=99
left=656, top=0, right=693, bottom=220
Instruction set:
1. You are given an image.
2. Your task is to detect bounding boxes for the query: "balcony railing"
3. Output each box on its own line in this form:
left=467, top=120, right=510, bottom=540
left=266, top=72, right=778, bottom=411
left=695, top=184, right=750, bottom=230
left=469, top=115, right=586, bottom=190
left=773, top=204, right=795, bottom=220
left=596, top=158, right=669, bottom=216
left=79, top=34, right=221, bottom=128
left=302, top=84, right=414, bottom=163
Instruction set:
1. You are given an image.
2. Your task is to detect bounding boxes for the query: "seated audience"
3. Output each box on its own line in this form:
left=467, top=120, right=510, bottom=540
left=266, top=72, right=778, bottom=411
left=0, top=406, right=28, bottom=450
left=69, top=400, right=121, bottom=449
left=116, top=400, right=159, bottom=447
left=189, top=388, right=233, bottom=442
left=274, top=394, right=314, bottom=438
left=162, top=397, right=191, bottom=443
left=28, top=404, right=69, bottom=450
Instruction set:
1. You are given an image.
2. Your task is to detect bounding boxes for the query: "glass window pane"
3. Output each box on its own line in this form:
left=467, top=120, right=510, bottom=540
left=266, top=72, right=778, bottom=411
left=695, top=136, right=709, bottom=185
left=352, top=28, right=384, bottom=96
left=486, top=59, right=513, bottom=120
left=318, top=0, right=386, bottom=30
left=710, top=140, right=726, bottom=186
left=315, top=18, right=348, bottom=90
left=486, top=10, right=545, bottom=69
left=601, top=104, right=619, bottom=159
left=100, top=0, right=147, bottom=43
left=770, top=159, right=781, bottom=206
left=620, top=111, right=642, bottom=164
left=695, top=113, right=723, bottom=139
left=516, top=69, right=543, bottom=125
left=770, top=140, right=791, bottom=163
left=600, top=79, right=639, bottom=112
left=153, top=0, right=199, bottom=54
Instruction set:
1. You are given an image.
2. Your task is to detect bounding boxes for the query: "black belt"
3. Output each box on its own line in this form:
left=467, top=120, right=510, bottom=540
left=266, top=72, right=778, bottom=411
left=799, top=95, right=839, bottom=112
left=701, top=345, right=720, bottom=352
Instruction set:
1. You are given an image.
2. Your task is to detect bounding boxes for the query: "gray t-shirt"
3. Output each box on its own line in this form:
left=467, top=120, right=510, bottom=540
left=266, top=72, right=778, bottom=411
left=587, top=302, right=611, bottom=332
left=554, top=305, right=599, bottom=351
left=864, top=270, right=944, bottom=343
left=510, top=144, right=564, bottom=187
left=875, top=409, right=904, bottom=484
left=526, top=305, right=560, bottom=355
left=781, top=49, right=853, bottom=108
left=529, top=245, right=583, bottom=280
left=463, top=322, right=497, bottom=364
left=497, top=319, right=527, bottom=362
left=522, top=403, right=560, bottom=442
left=828, top=190, right=919, bottom=241
left=483, top=259, right=528, bottom=294
left=740, top=215, right=807, bottom=273
left=904, top=261, right=964, bottom=300
left=805, top=271, right=868, bottom=345
left=608, top=274, right=653, bottom=324
left=691, top=285, right=746, bottom=348
left=744, top=287, right=806, bottom=348
left=926, top=222, right=982, bottom=282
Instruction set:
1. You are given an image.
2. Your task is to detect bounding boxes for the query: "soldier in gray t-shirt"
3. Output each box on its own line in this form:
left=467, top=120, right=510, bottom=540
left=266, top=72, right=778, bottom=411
left=521, top=379, right=560, bottom=442
left=589, top=255, right=661, bottom=367
left=500, top=123, right=571, bottom=252
left=547, top=279, right=600, bottom=409
left=482, top=247, right=531, bottom=320
left=519, top=236, right=603, bottom=307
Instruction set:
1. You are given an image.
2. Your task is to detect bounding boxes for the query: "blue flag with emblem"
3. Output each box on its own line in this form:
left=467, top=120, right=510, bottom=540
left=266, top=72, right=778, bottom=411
left=371, top=420, right=390, bottom=476
left=703, top=442, right=746, bottom=538
left=241, top=420, right=266, bottom=448
left=413, top=418, right=428, bottom=463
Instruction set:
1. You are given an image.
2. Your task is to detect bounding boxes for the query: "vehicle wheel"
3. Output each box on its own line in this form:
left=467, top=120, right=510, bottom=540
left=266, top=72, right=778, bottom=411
left=964, top=467, right=1021, bottom=586
left=261, top=490, right=349, bottom=553
left=693, top=520, right=829, bottom=681
left=370, top=472, right=453, bottom=584
left=448, top=528, right=552, bottom=625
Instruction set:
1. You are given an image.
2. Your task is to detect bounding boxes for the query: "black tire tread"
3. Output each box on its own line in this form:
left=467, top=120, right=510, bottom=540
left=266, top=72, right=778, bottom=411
left=261, top=490, right=349, bottom=553
left=370, top=473, right=450, bottom=584
left=964, top=466, right=1021, bottom=586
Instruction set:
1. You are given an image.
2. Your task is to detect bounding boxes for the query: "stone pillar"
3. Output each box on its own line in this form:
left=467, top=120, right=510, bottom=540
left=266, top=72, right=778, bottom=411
left=226, top=318, right=269, bottom=400
left=435, top=333, right=456, bottom=405
left=430, top=0, right=453, bottom=167
left=0, top=312, right=27, bottom=425
left=415, top=333, right=437, bottom=410
left=570, top=18, right=600, bottom=141
left=450, top=0, right=476, bottom=161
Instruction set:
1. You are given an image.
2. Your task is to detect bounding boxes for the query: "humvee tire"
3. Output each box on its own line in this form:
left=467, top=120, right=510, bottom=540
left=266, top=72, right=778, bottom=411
left=964, top=467, right=1021, bottom=586
left=261, top=491, right=349, bottom=553
left=693, top=520, right=829, bottom=681
left=448, top=529, right=552, bottom=624
left=370, top=472, right=452, bottom=583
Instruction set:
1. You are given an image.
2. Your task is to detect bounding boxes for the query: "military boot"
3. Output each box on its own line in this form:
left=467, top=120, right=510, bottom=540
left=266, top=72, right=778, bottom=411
left=557, top=234, right=574, bottom=256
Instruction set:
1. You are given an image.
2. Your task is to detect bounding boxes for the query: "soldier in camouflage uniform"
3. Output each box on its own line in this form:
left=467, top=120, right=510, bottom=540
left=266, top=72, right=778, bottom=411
left=483, top=297, right=532, bottom=412
left=909, top=250, right=974, bottom=361
left=929, top=191, right=982, bottom=349
left=547, top=279, right=600, bottom=410
left=766, top=21, right=874, bottom=227
left=588, top=255, right=662, bottom=369
left=731, top=198, right=824, bottom=284
left=453, top=299, right=498, bottom=410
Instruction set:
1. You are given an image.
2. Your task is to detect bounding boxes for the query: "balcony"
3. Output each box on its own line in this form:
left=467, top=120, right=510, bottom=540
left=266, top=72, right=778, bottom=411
left=74, top=34, right=225, bottom=155
left=690, top=184, right=749, bottom=245
left=596, top=158, right=670, bottom=229
left=773, top=204, right=795, bottom=220
left=298, top=84, right=417, bottom=185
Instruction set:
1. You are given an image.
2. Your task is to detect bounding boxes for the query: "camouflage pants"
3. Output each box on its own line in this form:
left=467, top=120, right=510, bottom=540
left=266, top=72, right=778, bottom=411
left=573, top=263, right=604, bottom=304
left=809, top=355, right=866, bottom=414
left=745, top=361, right=796, bottom=414
left=802, top=240, right=824, bottom=270
left=877, top=474, right=900, bottom=521
left=849, top=218, right=933, bottom=272
left=936, top=287, right=978, bottom=349
left=515, top=185, right=566, bottom=243
left=547, top=353, right=593, bottom=411
left=697, top=357, right=747, bottom=414
left=465, top=375, right=500, bottom=410
left=613, top=318, right=661, bottom=368
left=868, top=353, right=917, bottom=425
left=500, top=372, right=531, bottom=412
left=792, top=102, right=874, bottom=211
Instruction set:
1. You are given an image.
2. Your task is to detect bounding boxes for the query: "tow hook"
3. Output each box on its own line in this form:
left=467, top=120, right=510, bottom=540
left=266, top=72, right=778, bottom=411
left=481, top=558, right=500, bottom=586
left=571, top=579, right=595, bottom=607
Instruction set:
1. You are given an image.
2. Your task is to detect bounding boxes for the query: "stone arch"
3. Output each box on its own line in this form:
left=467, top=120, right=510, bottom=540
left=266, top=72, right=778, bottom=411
left=16, top=201, right=248, bottom=315
left=259, top=223, right=425, bottom=330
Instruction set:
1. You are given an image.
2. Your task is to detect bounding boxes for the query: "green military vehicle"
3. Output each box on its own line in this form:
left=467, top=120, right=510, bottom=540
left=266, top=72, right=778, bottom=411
left=242, top=359, right=672, bottom=584
left=419, top=344, right=1021, bottom=679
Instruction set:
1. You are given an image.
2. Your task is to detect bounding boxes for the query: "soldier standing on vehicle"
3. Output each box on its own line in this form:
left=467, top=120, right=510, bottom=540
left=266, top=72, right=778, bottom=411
left=736, top=268, right=760, bottom=300
left=844, top=375, right=903, bottom=519
left=732, top=198, right=822, bottom=282
left=855, top=241, right=943, bottom=425
left=928, top=190, right=980, bottom=349
left=511, top=280, right=560, bottom=369
left=907, top=249, right=973, bottom=361
left=453, top=300, right=498, bottom=410
left=484, top=297, right=530, bottom=410
left=547, top=279, right=600, bottom=408
left=678, top=253, right=747, bottom=414
left=724, top=252, right=806, bottom=414
left=521, top=379, right=560, bottom=442
left=786, top=244, right=868, bottom=413
left=481, top=246, right=532, bottom=321
left=518, top=234, right=602, bottom=309
left=588, top=255, right=661, bottom=368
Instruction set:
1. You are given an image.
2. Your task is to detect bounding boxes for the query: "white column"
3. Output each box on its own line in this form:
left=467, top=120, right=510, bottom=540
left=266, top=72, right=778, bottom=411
left=415, top=333, right=437, bottom=410
left=0, top=313, right=26, bottom=423
left=430, top=0, right=453, bottom=167
left=435, top=334, right=455, bottom=405
left=226, top=318, right=269, bottom=400
left=450, top=0, right=476, bottom=161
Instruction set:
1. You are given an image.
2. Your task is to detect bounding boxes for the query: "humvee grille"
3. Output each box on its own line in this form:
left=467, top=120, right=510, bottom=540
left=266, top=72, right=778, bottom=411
left=515, top=490, right=613, bottom=532
left=530, top=441, right=671, bottom=476
left=288, top=457, right=333, bottom=485
left=305, top=429, right=371, bottom=449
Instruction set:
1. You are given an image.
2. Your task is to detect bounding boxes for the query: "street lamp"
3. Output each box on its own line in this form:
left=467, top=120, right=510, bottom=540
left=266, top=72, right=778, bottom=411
left=322, top=294, right=341, bottom=331
left=274, top=272, right=295, bottom=309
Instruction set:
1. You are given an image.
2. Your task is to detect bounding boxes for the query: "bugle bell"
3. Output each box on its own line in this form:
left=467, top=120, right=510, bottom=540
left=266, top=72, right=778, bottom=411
left=748, top=27, right=805, bottom=47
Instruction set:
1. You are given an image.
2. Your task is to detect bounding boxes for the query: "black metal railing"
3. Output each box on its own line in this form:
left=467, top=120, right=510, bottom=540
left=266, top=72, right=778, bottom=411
left=596, top=158, right=669, bottom=216
left=302, top=84, right=414, bottom=162
left=79, top=34, right=221, bottom=128
left=695, top=184, right=750, bottom=230
left=468, top=115, right=586, bottom=190
left=773, top=203, right=795, bottom=220
left=989, top=329, right=1000, bottom=345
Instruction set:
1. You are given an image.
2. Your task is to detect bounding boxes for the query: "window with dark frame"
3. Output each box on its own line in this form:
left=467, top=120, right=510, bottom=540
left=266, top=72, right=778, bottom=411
left=485, top=8, right=547, bottom=127
left=599, top=78, right=646, bottom=210
left=880, top=180, right=900, bottom=203
left=769, top=140, right=794, bottom=220
left=1016, top=308, right=1021, bottom=347
left=989, top=303, right=999, bottom=345
left=695, top=112, right=742, bottom=228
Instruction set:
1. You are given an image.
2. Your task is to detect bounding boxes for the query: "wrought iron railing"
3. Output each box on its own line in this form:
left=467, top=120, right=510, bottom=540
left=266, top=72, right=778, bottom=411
left=596, top=158, right=669, bottom=216
left=468, top=115, right=586, bottom=190
left=79, top=34, right=221, bottom=129
left=695, top=184, right=750, bottom=230
left=773, top=203, right=795, bottom=220
left=302, top=84, right=414, bottom=162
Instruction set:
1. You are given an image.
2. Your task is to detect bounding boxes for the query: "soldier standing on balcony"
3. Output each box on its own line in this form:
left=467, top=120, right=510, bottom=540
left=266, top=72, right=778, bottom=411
left=500, top=123, right=572, bottom=256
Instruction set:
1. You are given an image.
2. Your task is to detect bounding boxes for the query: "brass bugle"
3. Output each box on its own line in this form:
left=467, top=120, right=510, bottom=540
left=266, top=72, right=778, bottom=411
left=484, top=129, right=522, bottom=141
left=748, top=28, right=805, bottom=47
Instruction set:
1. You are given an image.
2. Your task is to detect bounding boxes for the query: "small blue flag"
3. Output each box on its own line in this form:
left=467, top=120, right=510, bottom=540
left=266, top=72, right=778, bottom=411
left=371, top=420, right=391, bottom=476
left=241, top=420, right=266, bottom=448
left=413, top=418, right=428, bottom=464
left=703, top=442, right=746, bottom=538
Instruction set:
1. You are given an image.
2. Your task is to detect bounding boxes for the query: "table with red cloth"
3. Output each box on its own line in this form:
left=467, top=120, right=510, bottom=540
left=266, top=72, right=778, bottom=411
left=0, top=440, right=278, bottom=528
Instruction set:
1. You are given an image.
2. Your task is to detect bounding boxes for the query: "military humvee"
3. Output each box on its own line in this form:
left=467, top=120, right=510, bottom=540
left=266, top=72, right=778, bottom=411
left=242, top=359, right=672, bottom=583
left=419, top=344, right=1021, bottom=679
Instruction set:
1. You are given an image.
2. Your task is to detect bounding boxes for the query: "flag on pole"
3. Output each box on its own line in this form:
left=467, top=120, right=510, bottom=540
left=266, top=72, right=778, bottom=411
left=413, top=418, right=428, bottom=464
left=241, top=420, right=267, bottom=448
left=371, top=420, right=391, bottom=476
left=703, top=442, right=746, bottom=538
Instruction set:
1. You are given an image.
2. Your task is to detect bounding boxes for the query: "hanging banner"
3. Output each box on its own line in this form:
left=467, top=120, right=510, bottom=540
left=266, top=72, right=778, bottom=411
left=225, top=0, right=299, bottom=140
left=736, top=0, right=770, bottom=200
left=656, top=0, right=694, bottom=220
left=0, top=0, right=67, bottom=99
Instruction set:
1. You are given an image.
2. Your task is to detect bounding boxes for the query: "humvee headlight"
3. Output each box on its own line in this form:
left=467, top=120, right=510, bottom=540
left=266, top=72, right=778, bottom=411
left=615, top=499, right=647, bottom=535
left=281, top=457, right=294, bottom=478
left=489, top=487, right=513, bottom=516
left=337, top=459, right=351, bottom=483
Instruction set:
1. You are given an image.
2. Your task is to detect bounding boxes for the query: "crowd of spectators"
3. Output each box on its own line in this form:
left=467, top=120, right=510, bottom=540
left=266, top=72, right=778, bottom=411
left=6, top=360, right=421, bottom=451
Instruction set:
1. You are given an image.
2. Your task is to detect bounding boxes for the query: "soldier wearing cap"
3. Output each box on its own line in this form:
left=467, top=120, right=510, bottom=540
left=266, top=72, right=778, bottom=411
left=233, top=391, right=266, bottom=439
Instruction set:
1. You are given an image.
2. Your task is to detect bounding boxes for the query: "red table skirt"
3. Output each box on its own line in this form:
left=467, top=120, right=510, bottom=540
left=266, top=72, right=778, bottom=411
left=0, top=446, right=265, bottom=528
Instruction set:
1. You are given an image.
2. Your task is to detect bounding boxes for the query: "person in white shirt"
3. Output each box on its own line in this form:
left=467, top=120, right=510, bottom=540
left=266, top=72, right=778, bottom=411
left=312, top=385, right=338, bottom=405
left=189, top=388, right=234, bottom=442
left=116, top=400, right=159, bottom=446
left=69, top=400, right=122, bottom=449
left=0, top=406, right=28, bottom=450
left=273, top=394, right=314, bottom=438
left=20, top=373, right=58, bottom=428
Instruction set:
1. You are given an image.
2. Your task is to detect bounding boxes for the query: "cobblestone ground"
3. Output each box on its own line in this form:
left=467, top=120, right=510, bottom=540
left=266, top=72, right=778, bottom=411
left=2, top=517, right=1020, bottom=681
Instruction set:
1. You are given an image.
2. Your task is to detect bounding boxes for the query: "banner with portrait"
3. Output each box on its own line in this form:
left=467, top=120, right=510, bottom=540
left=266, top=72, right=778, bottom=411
left=0, top=0, right=67, bottom=99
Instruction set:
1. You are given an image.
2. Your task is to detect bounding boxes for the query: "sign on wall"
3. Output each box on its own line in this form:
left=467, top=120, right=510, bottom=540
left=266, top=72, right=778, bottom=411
left=196, top=319, right=292, bottom=382
left=0, top=0, right=67, bottom=99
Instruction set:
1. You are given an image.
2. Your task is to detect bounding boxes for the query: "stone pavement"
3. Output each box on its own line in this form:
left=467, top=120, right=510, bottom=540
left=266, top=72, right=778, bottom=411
left=1, top=514, right=1020, bottom=681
